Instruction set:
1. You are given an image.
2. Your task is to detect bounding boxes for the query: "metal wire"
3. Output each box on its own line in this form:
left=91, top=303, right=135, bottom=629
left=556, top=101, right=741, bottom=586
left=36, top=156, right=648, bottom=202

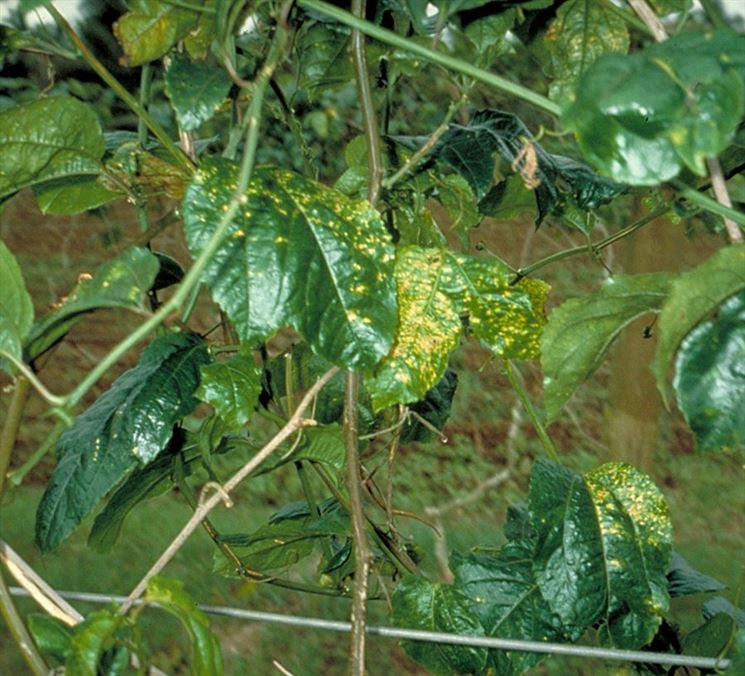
left=10, top=587, right=732, bottom=671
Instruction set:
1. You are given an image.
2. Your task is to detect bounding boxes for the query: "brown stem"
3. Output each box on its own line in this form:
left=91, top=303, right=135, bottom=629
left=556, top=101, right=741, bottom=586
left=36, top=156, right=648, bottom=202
left=627, top=0, right=667, bottom=42
left=0, top=376, right=30, bottom=497
left=706, top=157, right=743, bottom=244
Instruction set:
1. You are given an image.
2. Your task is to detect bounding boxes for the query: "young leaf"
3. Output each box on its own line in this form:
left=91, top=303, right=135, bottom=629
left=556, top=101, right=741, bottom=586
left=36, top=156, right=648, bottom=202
left=673, top=291, right=745, bottom=452
left=541, top=273, right=673, bottom=422
left=452, top=542, right=566, bottom=674
left=183, top=157, right=397, bottom=371
left=544, top=0, right=629, bottom=104
left=165, top=53, right=232, bottom=131
left=391, top=576, right=488, bottom=675
left=65, top=609, right=119, bottom=676
left=563, top=29, right=745, bottom=184
left=0, top=241, right=34, bottom=370
left=0, top=97, right=105, bottom=200
left=24, top=246, right=160, bottom=361
left=654, top=245, right=745, bottom=399
left=196, top=354, right=262, bottom=432
left=667, top=551, right=726, bottom=598
left=27, top=614, right=72, bottom=663
left=35, top=333, right=210, bottom=552
left=145, top=577, right=223, bottom=676
left=296, top=23, right=354, bottom=98
left=113, top=0, right=199, bottom=66
left=530, top=460, right=672, bottom=648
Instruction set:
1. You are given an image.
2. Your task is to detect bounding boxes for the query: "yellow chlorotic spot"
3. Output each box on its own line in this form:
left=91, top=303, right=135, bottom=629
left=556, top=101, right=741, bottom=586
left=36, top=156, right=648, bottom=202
left=232, top=229, right=245, bottom=239
left=274, top=235, right=288, bottom=244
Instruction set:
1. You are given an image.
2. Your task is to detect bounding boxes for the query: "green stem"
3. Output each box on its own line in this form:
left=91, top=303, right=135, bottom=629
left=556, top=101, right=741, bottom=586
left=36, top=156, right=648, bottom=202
left=136, top=63, right=153, bottom=233
left=48, top=6, right=193, bottom=173
left=297, top=0, right=561, bottom=117
left=0, top=377, right=30, bottom=497
left=503, top=360, right=560, bottom=463
left=162, top=0, right=216, bottom=11
left=0, top=353, right=64, bottom=408
left=511, top=204, right=668, bottom=283
left=673, top=180, right=745, bottom=227
left=7, top=421, right=65, bottom=488
left=64, top=30, right=289, bottom=409
left=0, top=567, right=47, bottom=675
left=698, top=0, right=729, bottom=29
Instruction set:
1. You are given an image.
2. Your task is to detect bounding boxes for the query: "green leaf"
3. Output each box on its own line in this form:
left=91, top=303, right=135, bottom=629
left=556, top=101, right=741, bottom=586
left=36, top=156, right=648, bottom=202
left=703, top=597, right=745, bottom=627
left=35, top=333, right=210, bottom=552
left=648, top=0, right=692, bottom=15
left=563, top=29, right=745, bottom=184
left=165, top=53, right=231, bottom=131
left=0, top=240, right=34, bottom=370
left=478, top=176, right=537, bottom=221
left=113, top=0, right=199, bottom=66
left=196, top=354, right=262, bottom=432
left=673, top=291, right=745, bottom=452
left=437, top=174, right=481, bottom=233
left=541, top=273, right=673, bottom=422
left=259, top=425, right=346, bottom=475
left=27, top=614, right=72, bottom=663
left=391, top=576, right=488, bottom=675
left=667, top=551, right=726, bottom=598
left=654, top=245, right=745, bottom=399
left=24, top=246, right=160, bottom=361
left=33, top=176, right=119, bottom=215
left=0, top=97, right=105, bottom=201
left=401, top=369, right=458, bottom=443
left=530, top=460, right=672, bottom=648
left=683, top=613, right=736, bottom=659
left=183, top=157, right=397, bottom=371
left=65, top=609, right=119, bottom=676
left=544, top=0, right=629, bottom=105
left=453, top=542, right=564, bottom=674
left=368, top=246, right=547, bottom=410
left=463, top=11, right=516, bottom=68
left=296, top=23, right=354, bottom=98
left=145, top=577, right=223, bottom=676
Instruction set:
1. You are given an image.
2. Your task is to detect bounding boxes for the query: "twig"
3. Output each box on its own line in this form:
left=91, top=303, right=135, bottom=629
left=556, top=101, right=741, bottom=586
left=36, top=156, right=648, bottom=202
left=706, top=157, right=743, bottom=244
left=118, top=367, right=339, bottom=615
left=627, top=0, right=667, bottom=42
left=0, top=567, right=47, bottom=675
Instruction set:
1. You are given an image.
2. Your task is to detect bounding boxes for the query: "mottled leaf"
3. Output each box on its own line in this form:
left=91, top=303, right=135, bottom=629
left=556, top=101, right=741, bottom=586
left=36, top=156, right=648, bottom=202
left=65, top=610, right=119, bottom=676
left=33, top=176, right=119, bottom=215
left=196, top=354, right=262, bottom=432
left=0, top=97, right=105, bottom=200
left=654, top=245, right=745, bottom=400
left=368, top=246, right=547, bottom=410
left=542, top=273, right=673, bottom=422
left=544, top=0, right=629, bottom=104
left=165, top=53, right=231, bottom=131
left=667, top=551, right=726, bottom=598
left=391, top=576, right=488, bottom=675
left=183, top=157, right=396, bottom=371
left=113, top=0, right=199, bottom=66
left=530, top=460, right=672, bottom=648
left=35, top=333, right=210, bottom=551
left=296, top=23, right=354, bottom=98
left=0, top=241, right=34, bottom=370
left=563, top=29, right=745, bottom=184
left=145, top=577, right=223, bottom=676
left=673, top=291, right=745, bottom=452
left=25, top=246, right=159, bottom=361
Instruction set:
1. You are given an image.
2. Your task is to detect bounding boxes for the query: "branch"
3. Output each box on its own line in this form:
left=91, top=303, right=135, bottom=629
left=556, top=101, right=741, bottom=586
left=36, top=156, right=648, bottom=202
left=118, top=367, right=339, bottom=615
left=627, top=0, right=667, bottom=42
left=0, top=567, right=47, bottom=675
left=706, top=157, right=743, bottom=244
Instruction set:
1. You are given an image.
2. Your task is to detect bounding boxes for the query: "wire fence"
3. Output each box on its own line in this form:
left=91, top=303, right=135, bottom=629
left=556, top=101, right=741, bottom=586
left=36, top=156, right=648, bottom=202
left=9, top=587, right=732, bottom=671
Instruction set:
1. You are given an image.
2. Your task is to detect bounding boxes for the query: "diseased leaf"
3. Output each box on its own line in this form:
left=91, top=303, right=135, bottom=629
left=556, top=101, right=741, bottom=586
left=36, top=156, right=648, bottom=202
left=0, top=97, right=105, bottom=200
left=544, top=0, right=629, bottom=104
left=296, top=23, right=354, bottom=98
left=25, top=247, right=160, bottom=361
left=667, top=551, right=726, bottom=598
left=674, top=291, right=745, bottom=452
left=33, top=176, right=119, bottom=215
left=196, top=354, right=262, bottom=432
left=113, top=0, right=199, bottom=66
left=165, top=53, right=231, bottom=131
left=453, top=541, right=565, bottom=674
left=541, top=273, right=673, bottom=422
left=65, top=609, right=119, bottom=676
left=0, top=241, right=34, bottom=370
left=368, top=246, right=547, bottom=410
left=391, top=576, right=488, bottom=675
left=145, top=577, right=223, bottom=676
left=654, top=245, right=745, bottom=399
left=35, top=333, right=210, bottom=551
left=563, top=30, right=745, bottom=184
left=530, top=460, right=672, bottom=648
left=183, top=157, right=397, bottom=371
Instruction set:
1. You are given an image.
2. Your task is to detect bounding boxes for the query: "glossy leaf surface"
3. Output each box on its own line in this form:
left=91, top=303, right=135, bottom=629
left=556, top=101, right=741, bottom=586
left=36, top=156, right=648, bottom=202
left=165, top=53, right=231, bottom=131
left=25, top=247, right=159, bottom=361
left=36, top=333, right=210, bottom=551
left=33, top=176, right=118, bottom=215
left=145, top=577, right=223, bottom=676
left=367, top=246, right=548, bottom=410
left=27, top=614, right=72, bottom=662
left=673, top=291, right=745, bottom=452
left=0, top=241, right=34, bottom=369
left=183, top=157, right=396, bottom=370
left=541, top=273, right=672, bottom=421
left=0, top=97, right=105, bottom=200
left=65, top=610, right=118, bottom=676
left=654, top=245, right=745, bottom=399
left=401, top=369, right=458, bottom=443
left=196, top=354, right=262, bottom=432
left=113, top=0, right=199, bottom=66
left=530, top=460, right=672, bottom=648
left=563, top=30, right=745, bottom=184
left=391, top=576, right=488, bottom=675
